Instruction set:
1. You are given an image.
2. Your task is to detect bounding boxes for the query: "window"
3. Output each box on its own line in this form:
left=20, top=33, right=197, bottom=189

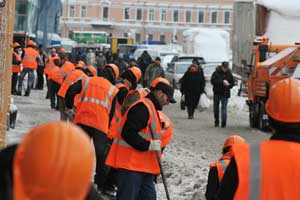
left=149, top=9, right=154, bottom=21
left=173, top=10, right=179, bottom=22
left=211, top=11, right=217, bottom=24
left=69, top=5, right=75, bottom=17
left=148, top=34, right=153, bottom=41
left=224, top=11, right=230, bottom=24
left=136, top=8, right=142, bottom=21
left=185, top=10, right=191, bottom=23
left=81, top=6, right=87, bottom=18
left=135, top=33, right=141, bottom=43
left=103, top=7, right=109, bottom=21
left=161, top=9, right=167, bottom=21
left=160, top=34, right=165, bottom=43
left=124, top=8, right=130, bottom=20
left=123, top=32, right=128, bottom=38
left=198, top=10, right=204, bottom=23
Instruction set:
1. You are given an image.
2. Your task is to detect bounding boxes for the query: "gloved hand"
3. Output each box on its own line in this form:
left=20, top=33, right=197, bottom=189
left=223, top=80, right=229, bottom=86
left=148, top=140, right=161, bottom=151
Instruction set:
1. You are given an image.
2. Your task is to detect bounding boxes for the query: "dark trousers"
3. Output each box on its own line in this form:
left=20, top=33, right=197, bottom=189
left=58, top=96, right=68, bottom=121
left=35, top=65, right=44, bottom=89
left=187, top=106, right=195, bottom=118
left=116, top=169, right=156, bottom=200
left=11, top=73, right=18, bottom=93
left=18, top=68, right=35, bottom=95
left=213, top=94, right=228, bottom=125
left=49, top=80, right=60, bottom=109
left=77, top=124, right=111, bottom=191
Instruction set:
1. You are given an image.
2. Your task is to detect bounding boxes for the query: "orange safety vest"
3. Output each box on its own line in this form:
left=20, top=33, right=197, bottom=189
left=58, top=69, right=86, bottom=98
left=73, top=77, right=119, bottom=133
left=12, top=52, right=21, bottom=73
left=209, top=154, right=231, bottom=183
left=107, top=83, right=129, bottom=139
left=22, top=47, right=38, bottom=69
left=44, top=55, right=60, bottom=75
left=233, top=140, right=300, bottom=200
left=106, top=97, right=162, bottom=174
left=158, top=111, right=172, bottom=147
left=48, top=66, right=65, bottom=85
left=61, top=61, right=75, bottom=76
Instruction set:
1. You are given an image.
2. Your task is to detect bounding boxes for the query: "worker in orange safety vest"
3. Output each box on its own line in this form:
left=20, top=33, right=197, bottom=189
left=205, top=135, right=245, bottom=200
left=16, top=40, right=39, bottom=96
left=106, top=77, right=176, bottom=200
left=11, top=42, right=22, bottom=95
left=216, top=77, right=300, bottom=200
left=66, top=64, right=120, bottom=193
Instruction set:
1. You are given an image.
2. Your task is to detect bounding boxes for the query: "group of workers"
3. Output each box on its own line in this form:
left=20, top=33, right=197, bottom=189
left=8, top=39, right=300, bottom=199
left=6, top=39, right=177, bottom=200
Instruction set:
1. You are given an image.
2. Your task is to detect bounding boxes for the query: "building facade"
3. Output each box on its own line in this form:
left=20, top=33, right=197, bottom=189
left=60, top=0, right=233, bottom=45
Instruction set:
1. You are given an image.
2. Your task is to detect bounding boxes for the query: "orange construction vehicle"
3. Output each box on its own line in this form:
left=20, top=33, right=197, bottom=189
left=246, top=37, right=300, bottom=131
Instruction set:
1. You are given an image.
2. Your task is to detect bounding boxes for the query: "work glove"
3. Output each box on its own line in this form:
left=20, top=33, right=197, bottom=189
left=148, top=140, right=161, bottom=151
left=223, top=80, right=229, bottom=86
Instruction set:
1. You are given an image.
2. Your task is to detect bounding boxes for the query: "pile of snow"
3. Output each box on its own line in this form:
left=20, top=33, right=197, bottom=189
left=257, top=0, right=300, bottom=45
left=156, top=135, right=209, bottom=200
left=183, top=28, right=231, bottom=62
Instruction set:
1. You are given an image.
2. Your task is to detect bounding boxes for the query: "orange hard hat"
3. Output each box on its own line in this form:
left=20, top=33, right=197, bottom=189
left=27, top=40, right=35, bottom=47
left=105, top=64, right=119, bottom=80
left=266, top=78, right=300, bottom=123
left=223, top=135, right=245, bottom=150
left=59, top=48, right=66, bottom=54
left=150, top=77, right=176, bottom=103
left=13, top=42, right=21, bottom=48
left=78, top=60, right=85, bottom=66
left=128, top=67, right=142, bottom=83
left=13, top=121, right=94, bottom=200
left=150, top=77, right=170, bottom=88
left=76, top=63, right=84, bottom=69
left=87, top=66, right=97, bottom=76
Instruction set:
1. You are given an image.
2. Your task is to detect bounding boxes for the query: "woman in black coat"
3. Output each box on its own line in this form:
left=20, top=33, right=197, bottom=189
left=180, top=64, right=206, bottom=119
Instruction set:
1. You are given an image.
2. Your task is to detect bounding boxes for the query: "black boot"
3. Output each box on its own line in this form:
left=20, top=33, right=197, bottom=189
left=16, top=91, right=22, bottom=96
left=221, top=121, right=226, bottom=128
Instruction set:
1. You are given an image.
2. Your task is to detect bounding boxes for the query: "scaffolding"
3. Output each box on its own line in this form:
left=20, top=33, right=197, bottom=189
left=0, top=0, right=15, bottom=149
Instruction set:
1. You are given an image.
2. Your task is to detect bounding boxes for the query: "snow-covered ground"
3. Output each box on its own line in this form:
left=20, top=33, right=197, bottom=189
left=8, top=86, right=268, bottom=200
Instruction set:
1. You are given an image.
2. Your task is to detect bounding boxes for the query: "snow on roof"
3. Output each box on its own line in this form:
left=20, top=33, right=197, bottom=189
left=257, top=0, right=300, bottom=17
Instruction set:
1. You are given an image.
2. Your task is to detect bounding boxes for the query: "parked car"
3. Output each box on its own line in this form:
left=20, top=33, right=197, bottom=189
left=165, top=62, right=191, bottom=89
left=170, top=56, right=205, bottom=66
left=161, top=54, right=177, bottom=70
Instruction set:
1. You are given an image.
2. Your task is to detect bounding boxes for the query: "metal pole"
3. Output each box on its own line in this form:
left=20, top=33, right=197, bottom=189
left=150, top=128, right=171, bottom=200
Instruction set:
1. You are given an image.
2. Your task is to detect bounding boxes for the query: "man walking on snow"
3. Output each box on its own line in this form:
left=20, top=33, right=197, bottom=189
left=211, top=61, right=234, bottom=127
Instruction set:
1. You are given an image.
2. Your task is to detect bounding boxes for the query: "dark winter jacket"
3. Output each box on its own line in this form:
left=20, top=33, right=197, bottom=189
left=211, top=66, right=234, bottom=98
left=144, top=63, right=165, bottom=88
left=180, top=65, right=205, bottom=108
left=137, top=51, right=152, bottom=76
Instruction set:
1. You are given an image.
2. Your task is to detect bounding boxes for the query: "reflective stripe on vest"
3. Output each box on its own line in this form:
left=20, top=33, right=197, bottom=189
left=113, top=98, right=161, bottom=148
left=249, top=144, right=261, bottom=200
left=78, top=77, right=116, bottom=111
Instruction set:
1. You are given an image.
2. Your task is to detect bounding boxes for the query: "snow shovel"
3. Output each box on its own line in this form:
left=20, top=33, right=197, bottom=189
left=150, top=129, right=171, bottom=200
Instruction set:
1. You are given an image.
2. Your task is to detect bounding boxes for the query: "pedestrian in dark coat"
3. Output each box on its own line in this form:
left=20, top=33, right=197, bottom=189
left=137, top=50, right=152, bottom=77
left=211, top=61, right=234, bottom=127
left=180, top=64, right=205, bottom=119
